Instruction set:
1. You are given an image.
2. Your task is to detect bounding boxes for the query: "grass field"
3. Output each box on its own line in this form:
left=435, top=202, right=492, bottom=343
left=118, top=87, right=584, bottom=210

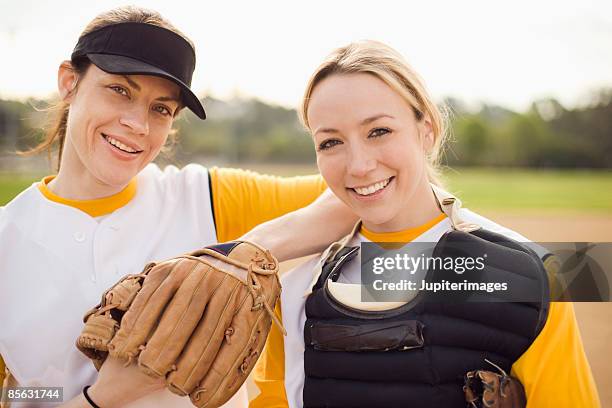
left=442, top=168, right=612, bottom=213
left=0, top=173, right=45, bottom=206
left=3, top=166, right=611, bottom=212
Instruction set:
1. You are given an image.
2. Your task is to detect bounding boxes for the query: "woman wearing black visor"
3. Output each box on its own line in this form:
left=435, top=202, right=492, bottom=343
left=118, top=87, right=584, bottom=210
left=0, top=6, right=355, bottom=408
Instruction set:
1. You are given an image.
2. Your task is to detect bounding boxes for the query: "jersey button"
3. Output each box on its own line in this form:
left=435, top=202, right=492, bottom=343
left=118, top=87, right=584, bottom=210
left=74, top=231, right=86, bottom=242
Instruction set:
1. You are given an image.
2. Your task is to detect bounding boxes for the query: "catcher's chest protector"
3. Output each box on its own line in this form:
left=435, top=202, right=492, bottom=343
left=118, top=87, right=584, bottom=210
left=303, top=229, right=550, bottom=408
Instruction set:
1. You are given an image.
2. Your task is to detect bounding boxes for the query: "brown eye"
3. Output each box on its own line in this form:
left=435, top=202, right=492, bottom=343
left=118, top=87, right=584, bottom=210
left=318, top=139, right=342, bottom=151
left=109, top=85, right=129, bottom=97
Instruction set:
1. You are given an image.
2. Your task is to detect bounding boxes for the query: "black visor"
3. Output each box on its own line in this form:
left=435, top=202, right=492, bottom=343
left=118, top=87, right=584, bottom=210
left=71, top=22, right=206, bottom=119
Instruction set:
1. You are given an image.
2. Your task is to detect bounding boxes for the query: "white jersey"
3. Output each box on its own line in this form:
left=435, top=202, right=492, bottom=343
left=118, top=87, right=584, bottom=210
left=0, top=164, right=247, bottom=407
left=279, top=208, right=543, bottom=408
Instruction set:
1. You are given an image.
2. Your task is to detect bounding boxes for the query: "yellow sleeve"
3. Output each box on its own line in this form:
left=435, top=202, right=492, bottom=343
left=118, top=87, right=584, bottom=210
left=250, top=301, right=289, bottom=408
left=511, top=302, right=600, bottom=407
left=209, top=167, right=327, bottom=242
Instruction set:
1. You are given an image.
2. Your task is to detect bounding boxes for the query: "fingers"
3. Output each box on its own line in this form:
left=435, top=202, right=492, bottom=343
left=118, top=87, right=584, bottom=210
left=189, top=276, right=280, bottom=408
left=192, top=302, right=271, bottom=408
left=166, top=277, right=245, bottom=396
left=138, top=263, right=225, bottom=377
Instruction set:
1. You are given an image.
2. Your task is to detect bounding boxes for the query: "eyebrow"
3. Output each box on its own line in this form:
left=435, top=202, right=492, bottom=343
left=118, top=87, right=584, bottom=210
left=122, top=75, right=141, bottom=91
left=360, top=114, right=395, bottom=125
left=313, top=114, right=395, bottom=136
left=156, top=95, right=181, bottom=104
left=313, top=127, right=339, bottom=136
left=122, top=75, right=180, bottom=104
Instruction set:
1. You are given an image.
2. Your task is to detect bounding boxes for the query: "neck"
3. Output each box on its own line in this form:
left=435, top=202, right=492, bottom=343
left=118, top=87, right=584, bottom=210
left=362, top=180, right=442, bottom=234
left=47, top=138, right=127, bottom=200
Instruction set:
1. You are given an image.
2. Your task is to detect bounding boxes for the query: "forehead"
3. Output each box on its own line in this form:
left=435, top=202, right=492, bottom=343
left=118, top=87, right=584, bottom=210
left=307, top=73, right=412, bottom=127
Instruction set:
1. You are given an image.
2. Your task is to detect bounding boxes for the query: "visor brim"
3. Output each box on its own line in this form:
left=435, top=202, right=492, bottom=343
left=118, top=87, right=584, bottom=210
left=87, top=53, right=206, bottom=120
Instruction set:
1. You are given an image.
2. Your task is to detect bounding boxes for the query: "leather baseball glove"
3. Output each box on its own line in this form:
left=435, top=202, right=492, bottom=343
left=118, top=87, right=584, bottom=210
left=464, top=360, right=527, bottom=408
left=76, top=241, right=283, bottom=408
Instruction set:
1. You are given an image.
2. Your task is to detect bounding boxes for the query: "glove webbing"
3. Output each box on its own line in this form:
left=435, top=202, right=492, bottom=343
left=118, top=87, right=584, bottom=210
left=85, top=271, right=150, bottom=324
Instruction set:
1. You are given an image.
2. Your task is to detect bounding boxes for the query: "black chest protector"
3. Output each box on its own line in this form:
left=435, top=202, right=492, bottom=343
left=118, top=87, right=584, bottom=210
left=303, top=228, right=550, bottom=408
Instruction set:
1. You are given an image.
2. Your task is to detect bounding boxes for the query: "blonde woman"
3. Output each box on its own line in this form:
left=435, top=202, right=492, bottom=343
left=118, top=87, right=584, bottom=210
left=0, top=6, right=356, bottom=408
left=251, top=41, right=600, bottom=408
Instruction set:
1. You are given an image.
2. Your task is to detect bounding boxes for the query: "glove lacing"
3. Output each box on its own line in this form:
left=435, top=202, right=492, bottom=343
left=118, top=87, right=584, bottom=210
left=245, top=256, right=287, bottom=336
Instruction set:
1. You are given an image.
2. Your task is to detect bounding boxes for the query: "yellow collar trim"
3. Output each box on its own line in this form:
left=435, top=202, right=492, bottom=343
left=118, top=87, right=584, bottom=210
left=360, top=213, right=447, bottom=243
left=37, top=176, right=137, bottom=217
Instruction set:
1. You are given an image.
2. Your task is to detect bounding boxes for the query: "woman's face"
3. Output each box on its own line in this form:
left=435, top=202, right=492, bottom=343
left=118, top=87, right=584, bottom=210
left=59, top=63, right=180, bottom=187
left=308, top=73, right=435, bottom=232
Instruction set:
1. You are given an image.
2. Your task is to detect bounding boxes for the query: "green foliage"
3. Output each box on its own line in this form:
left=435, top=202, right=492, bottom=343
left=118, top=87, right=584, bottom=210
left=1, top=90, right=611, bottom=168
left=445, top=91, right=612, bottom=168
left=170, top=98, right=315, bottom=164
left=0, top=99, right=47, bottom=154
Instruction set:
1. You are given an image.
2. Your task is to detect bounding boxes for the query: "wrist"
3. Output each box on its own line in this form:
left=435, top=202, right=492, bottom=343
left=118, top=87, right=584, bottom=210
left=82, top=386, right=101, bottom=408
left=86, top=383, right=118, bottom=408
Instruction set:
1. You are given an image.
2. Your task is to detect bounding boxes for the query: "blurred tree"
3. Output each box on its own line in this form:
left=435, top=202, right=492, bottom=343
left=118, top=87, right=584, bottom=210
left=3, top=90, right=611, bottom=169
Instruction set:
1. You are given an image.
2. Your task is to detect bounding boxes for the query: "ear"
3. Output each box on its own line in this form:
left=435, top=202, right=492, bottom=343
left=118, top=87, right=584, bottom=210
left=418, top=115, right=435, bottom=154
left=57, top=61, right=78, bottom=102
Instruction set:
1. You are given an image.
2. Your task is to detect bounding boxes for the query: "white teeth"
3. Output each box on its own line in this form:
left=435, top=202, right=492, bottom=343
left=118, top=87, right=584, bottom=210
left=353, top=178, right=391, bottom=196
left=104, top=135, right=138, bottom=153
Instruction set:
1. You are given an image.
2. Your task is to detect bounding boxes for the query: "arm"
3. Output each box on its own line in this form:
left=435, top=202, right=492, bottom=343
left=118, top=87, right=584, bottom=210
left=209, top=168, right=357, bottom=261
left=511, top=302, right=601, bottom=408
left=241, top=188, right=356, bottom=262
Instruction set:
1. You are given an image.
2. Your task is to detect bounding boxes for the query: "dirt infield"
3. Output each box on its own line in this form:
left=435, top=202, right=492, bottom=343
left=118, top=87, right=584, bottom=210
left=480, top=211, right=612, bottom=242
left=484, top=212, right=612, bottom=406
left=248, top=212, right=612, bottom=405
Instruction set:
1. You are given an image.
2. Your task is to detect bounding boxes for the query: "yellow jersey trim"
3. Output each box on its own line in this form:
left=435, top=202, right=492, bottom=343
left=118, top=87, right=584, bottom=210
left=37, top=175, right=137, bottom=217
left=360, top=213, right=447, bottom=243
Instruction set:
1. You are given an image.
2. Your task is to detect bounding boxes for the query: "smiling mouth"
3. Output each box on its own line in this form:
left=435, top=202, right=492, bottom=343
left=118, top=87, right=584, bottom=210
left=102, top=133, right=143, bottom=154
left=350, top=176, right=394, bottom=196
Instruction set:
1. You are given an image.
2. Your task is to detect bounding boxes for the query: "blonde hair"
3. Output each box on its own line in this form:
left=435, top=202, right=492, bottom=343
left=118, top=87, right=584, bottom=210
left=300, top=40, right=448, bottom=186
left=20, top=6, right=192, bottom=170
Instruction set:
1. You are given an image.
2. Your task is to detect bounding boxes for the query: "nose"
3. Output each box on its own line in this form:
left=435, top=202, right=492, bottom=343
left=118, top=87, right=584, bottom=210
left=119, top=104, right=149, bottom=136
left=347, top=141, right=377, bottom=178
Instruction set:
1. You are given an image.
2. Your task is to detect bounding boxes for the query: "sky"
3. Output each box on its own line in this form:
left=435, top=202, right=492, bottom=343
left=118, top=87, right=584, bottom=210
left=1, top=0, right=611, bottom=111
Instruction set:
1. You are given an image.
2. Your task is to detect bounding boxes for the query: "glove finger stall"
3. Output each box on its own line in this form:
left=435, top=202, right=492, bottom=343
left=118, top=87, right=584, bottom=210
left=190, top=270, right=281, bottom=407
left=138, top=263, right=227, bottom=377
left=166, top=275, right=244, bottom=396
left=191, top=296, right=271, bottom=408
left=109, top=259, right=189, bottom=362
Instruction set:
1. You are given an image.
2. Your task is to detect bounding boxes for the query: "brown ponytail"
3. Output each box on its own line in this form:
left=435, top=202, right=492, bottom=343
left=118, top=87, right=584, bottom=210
left=19, top=57, right=90, bottom=171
